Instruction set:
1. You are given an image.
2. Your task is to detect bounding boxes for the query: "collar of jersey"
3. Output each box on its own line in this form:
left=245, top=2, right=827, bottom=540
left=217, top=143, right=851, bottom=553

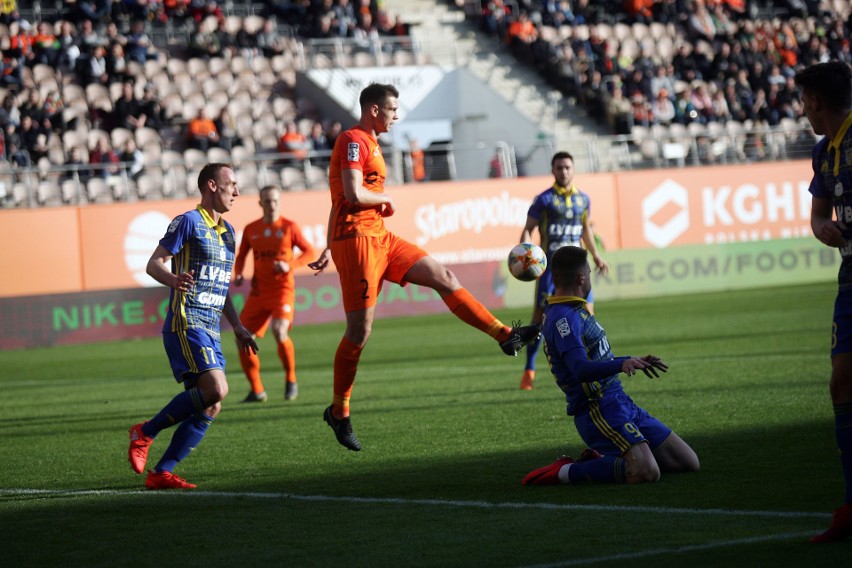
left=546, top=295, right=587, bottom=306
left=196, top=204, right=227, bottom=238
left=553, top=183, right=578, bottom=196
left=828, top=111, right=852, bottom=175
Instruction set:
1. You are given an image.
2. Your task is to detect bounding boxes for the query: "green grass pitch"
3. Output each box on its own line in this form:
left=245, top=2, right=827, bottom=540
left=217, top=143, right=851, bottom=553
left=0, top=282, right=849, bottom=566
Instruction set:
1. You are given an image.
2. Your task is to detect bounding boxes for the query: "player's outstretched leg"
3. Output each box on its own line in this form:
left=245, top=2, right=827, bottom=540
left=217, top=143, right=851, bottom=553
left=323, top=405, right=361, bottom=451
left=500, top=321, right=542, bottom=356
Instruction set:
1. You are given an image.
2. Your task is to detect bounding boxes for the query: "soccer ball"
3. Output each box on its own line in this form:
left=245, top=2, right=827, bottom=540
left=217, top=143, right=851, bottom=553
left=507, top=243, right=547, bottom=281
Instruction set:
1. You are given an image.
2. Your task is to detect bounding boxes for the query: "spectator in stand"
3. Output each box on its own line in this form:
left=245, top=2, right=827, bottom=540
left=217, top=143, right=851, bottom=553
left=89, top=137, right=121, bottom=179
left=672, top=42, right=704, bottom=82
left=631, top=93, right=652, bottom=128
left=214, top=107, right=240, bottom=151
left=674, top=85, right=698, bottom=125
left=32, top=21, right=60, bottom=67
left=625, top=0, right=654, bottom=24
left=481, top=0, right=510, bottom=38
left=77, top=19, right=105, bottom=51
left=606, top=85, right=633, bottom=135
left=307, top=120, right=330, bottom=156
left=256, top=18, right=287, bottom=58
left=113, top=80, right=146, bottom=131
left=138, top=83, right=166, bottom=130
left=650, top=65, right=677, bottom=100
left=1, top=47, right=24, bottom=90
left=120, top=138, right=145, bottom=181
left=104, top=21, right=127, bottom=48
left=710, top=86, right=731, bottom=123
left=750, top=88, right=772, bottom=123
left=189, top=19, right=222, bottom=59
left=690, top=82, right=714, bottom=123
left=126, top=19, right=160, bottom=64
left=19, top=89, right=46, bottom=124
left=78, top=43, right=110, bottom=86
left=8, top=20, right=34, bottom=69
left=213, top=16, right=239, bottom=59
left=43, top=90, right=67, bottom=132
left=105, top=41, right=129, bottom=84
left=0, top=94, right=20, bottom=129
left=64, top=146, right=91, bottom=183
left=235, top=18, right=258, bottom=60
left=277, top=120, right=308, bottom=166
left=18, top=114, right=49, bottom=163
left=651, top=89, right=676, bottom=125
left=56, top=20, right=81, bottom=72
left=186, top=107, right=220, bottom=151
left=4, top=122, right=30, bottom=167
left=724, top=78, right=747, bottom=122
left=331, top=0, right=358, bottom=38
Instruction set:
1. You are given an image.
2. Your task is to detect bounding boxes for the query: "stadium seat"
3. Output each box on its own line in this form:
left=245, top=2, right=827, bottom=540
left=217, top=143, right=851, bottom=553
left=280, top=167, right=307, bottom=192
left=86, top=178, right=110, bottom=203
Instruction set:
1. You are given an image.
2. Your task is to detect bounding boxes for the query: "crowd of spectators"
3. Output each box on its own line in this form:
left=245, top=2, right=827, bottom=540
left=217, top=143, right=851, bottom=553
left=0, top=0, right=412, bottom=204
left=461, top=0, right=850, bottom=162
left=3, top=0, right=852, bottom=205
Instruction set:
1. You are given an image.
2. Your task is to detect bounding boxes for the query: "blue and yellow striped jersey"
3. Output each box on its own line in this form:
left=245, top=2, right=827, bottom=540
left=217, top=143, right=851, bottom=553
left=809, top=111, right=852, bottom=289
left=542, top=296, right=628, bottom=416
left=158, top=205, right=237, bottom=338
left=527, top=183, right=590, bottom=259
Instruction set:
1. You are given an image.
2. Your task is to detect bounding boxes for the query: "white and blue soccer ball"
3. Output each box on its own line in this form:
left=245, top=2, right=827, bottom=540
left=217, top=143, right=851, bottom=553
left=507, top=243, right=547, bottom=282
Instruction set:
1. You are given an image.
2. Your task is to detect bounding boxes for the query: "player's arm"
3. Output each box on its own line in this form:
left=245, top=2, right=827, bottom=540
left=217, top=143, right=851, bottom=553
left=581, top=217, right=609, bottom=274
left=342, top=167, right=395, bottom=216
left=308, top=206, right=334, bottom=274
left=232, top=229, right=252, bottom=286
left=289, top=222, right=316, bottom=270
left=223, top=293, right=258, bottom=354
left=146, top=244, right=194, bottom=291
left=812, top=195, right=846, bottom=248
left=519, top=215, right=538, bottom=244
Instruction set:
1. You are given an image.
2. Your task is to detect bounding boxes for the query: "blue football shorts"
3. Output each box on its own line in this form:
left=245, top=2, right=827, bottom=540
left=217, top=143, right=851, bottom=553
left=163, top=328, right=226, bottom=384
left=832, top=289, right=852, bottom=357
left=573, top=390, right=672, bottom=456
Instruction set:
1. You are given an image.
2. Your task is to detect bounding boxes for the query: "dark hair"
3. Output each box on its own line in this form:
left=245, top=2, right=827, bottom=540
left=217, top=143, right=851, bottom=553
left=359, top=83, right=399, bottom=109
left=551, top=151, right=574, bottom=168
left=550, top=246, right=588, bottom=289
left=795, top=61, right=852, bottom=111
left=259, top=184, right=281, bottom=196
left=197, top=163, right=232, bottom=193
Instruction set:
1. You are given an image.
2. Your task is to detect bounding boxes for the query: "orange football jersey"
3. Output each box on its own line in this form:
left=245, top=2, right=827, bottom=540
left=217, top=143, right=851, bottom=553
left=234, top=216, right=314, bottom=296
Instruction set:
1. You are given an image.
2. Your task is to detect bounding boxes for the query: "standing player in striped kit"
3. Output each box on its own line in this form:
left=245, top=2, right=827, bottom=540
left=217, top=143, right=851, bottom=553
left=128, top=163, right=257, bottom=489
left=517, top=152, right=609, bottom=391
left=233, top=184, right=315, bottom=402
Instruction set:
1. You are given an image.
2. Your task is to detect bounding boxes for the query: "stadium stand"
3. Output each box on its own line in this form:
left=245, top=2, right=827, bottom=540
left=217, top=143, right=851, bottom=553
left=0, top=0, right=849, bottom=207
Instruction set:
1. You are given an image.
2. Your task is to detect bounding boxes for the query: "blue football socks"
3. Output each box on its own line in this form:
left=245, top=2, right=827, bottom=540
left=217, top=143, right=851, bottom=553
left=141, top=387, right=206, bottom=438
left=154, top=413, right=213, bottom=473
left=567, top=455, right=626, bottom=484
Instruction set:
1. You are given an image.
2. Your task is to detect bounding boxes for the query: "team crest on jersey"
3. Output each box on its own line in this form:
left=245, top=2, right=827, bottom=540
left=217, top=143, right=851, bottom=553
left=264, top=228, right=271, bottom=237
left=556, top=317, right=571, bottom=337
left=348, top=143, right=360, bottom=161
left=166, top=215, right=182, bottom=233
left=373, top=147, right=380, bottom=156
left=276, top=230, right=284, bottom=238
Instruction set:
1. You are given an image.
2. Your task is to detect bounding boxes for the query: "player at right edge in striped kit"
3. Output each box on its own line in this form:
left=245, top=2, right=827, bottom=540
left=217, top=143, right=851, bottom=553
left=799, top=60, right=852, bottom=543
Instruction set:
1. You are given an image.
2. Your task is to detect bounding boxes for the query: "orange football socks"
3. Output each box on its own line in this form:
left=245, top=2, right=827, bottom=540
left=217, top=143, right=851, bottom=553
left=443, top=288, right=510, bottom=341
left=332, top=336, right=363, bottom=418
left=238, top=349, right=265, bottom=394
left=277, top=337, right=296, bottom=383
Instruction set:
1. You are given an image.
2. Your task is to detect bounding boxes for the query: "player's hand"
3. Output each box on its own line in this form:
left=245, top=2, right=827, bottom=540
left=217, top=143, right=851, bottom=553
left=816, top=219, right=847, bottom=248
left=173, top=269, right=195, bottom=292
left=382, top=197, right=396, bottom=218
left=308, top=248, right=331, bottom=274
left=234, top=325, right=259, bottom=354
left=594, top=255, right=610, bottom=276
left=622, top=355, right=667, bottom=378
left=233, top=274, right=244, bottom=286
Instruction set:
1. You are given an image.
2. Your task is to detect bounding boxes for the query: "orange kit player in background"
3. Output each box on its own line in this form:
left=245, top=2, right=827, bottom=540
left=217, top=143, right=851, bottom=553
left=309, top=83, right=541, bottom=451
left=233, top=185, right=315, bottom=402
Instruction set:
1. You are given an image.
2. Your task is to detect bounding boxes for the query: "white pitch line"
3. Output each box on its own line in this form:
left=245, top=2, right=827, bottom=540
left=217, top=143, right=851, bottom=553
left=0, top=488, right=830, bottom=520
left=519, top=531, right=816, bottom=568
